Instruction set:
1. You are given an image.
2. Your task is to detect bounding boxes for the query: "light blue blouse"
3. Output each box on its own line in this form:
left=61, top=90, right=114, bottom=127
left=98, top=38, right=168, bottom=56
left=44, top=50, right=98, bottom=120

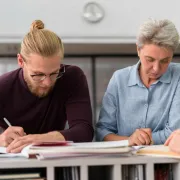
left=96, top=62, right=180, bottom=144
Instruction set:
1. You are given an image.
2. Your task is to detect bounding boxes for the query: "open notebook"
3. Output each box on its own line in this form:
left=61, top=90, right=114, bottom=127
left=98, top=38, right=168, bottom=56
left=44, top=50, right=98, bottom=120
left=136, top=145, right=180, bottom=159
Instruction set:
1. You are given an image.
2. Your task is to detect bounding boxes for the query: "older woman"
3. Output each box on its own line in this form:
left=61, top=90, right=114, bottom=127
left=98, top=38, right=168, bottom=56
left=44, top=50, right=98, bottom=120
left=96, top=19, right=180, bottom=145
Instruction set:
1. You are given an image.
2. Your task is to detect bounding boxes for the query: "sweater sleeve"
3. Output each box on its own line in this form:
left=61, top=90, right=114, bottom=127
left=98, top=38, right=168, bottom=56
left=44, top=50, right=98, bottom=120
left=60, top=66, right=94, bottom=142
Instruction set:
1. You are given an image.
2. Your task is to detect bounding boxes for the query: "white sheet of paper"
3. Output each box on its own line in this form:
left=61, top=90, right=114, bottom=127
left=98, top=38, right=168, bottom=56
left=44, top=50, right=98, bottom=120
left=70, top=140, right=129, bottom=149
left=0, top=146, right=29, bottom=158
left=0, top=146, right=6, bottom=153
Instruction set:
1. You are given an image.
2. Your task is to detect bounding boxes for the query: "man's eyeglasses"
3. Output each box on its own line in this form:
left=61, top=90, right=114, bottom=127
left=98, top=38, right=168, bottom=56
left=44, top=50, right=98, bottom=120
left=30, top=66, right=65, bottom=82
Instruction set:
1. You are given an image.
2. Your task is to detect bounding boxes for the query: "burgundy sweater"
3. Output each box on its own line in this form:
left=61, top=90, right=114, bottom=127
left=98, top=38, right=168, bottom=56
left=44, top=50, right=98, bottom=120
left=0, top=65, right=94, bottom=142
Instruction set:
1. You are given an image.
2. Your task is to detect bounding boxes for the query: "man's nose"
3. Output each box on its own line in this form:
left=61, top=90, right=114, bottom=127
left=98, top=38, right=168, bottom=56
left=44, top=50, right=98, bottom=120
left=42, top=76, right=52, bottom=86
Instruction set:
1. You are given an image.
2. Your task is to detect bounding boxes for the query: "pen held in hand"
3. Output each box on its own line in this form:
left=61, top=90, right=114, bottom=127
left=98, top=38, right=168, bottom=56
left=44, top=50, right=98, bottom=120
left=3, top=117, right=12, bottom=127
left=3, top=117, right=26, bottom=136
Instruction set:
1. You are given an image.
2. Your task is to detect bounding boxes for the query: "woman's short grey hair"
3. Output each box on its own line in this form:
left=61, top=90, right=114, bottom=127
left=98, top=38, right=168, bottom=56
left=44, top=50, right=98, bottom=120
left=136, top=18, right=180, bottom=51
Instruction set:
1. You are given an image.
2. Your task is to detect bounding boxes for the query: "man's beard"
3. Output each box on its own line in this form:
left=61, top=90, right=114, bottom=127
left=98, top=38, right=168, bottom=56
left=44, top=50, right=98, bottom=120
left=24, top=76, right=54, bottom=98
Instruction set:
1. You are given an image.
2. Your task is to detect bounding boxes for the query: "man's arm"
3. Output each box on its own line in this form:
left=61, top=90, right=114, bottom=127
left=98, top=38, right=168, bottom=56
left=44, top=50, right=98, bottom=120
left=6, top=131, right=65, bottom=153
left=59, top=66, right=94, bottom=142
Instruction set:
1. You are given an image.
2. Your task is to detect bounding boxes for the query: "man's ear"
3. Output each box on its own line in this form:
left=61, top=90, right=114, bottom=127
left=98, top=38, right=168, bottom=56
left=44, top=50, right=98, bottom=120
left=17, top=54, right=24, bottom=68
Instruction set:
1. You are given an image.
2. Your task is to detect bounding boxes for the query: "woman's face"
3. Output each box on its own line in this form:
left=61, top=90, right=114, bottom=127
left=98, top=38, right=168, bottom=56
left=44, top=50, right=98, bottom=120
left=137, top=44, right=173, bottom=81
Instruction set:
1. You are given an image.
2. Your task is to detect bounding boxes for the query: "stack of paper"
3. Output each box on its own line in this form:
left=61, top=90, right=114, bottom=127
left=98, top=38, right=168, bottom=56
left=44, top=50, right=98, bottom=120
left=28, top=140, right=132, bottom=159
left=0, top=140, right=133, bottom=160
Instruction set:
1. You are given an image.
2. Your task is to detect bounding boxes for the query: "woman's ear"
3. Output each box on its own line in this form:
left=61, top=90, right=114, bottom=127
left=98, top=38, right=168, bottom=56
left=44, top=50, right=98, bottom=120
left=17, top=54, right=24, bottom=68
left=136, top=45, right=140, bottom=57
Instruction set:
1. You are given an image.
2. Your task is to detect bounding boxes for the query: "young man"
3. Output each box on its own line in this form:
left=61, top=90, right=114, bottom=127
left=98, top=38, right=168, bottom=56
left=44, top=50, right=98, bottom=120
left=0, top=20, right=93, bottom=153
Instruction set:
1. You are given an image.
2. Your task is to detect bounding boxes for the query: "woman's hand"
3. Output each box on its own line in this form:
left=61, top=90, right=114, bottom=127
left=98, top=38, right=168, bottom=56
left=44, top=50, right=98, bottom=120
left=128, top=128, right=152, bottom=146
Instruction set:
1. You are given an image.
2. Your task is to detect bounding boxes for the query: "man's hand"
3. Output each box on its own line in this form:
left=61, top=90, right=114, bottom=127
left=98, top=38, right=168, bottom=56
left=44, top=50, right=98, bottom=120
left=164, top=129, right=180, bottom=154
left=128, top=128, right=152, bottom=146
left=0, top=126, right=25, bottom=147
left=6, top=131, right=65, bottom=153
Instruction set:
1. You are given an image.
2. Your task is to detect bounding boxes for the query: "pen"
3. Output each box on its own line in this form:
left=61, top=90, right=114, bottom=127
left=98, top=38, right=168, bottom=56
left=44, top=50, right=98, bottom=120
left=3, top=117, right=26, bottom=136
left=3, top=117, right=12, bottom=127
